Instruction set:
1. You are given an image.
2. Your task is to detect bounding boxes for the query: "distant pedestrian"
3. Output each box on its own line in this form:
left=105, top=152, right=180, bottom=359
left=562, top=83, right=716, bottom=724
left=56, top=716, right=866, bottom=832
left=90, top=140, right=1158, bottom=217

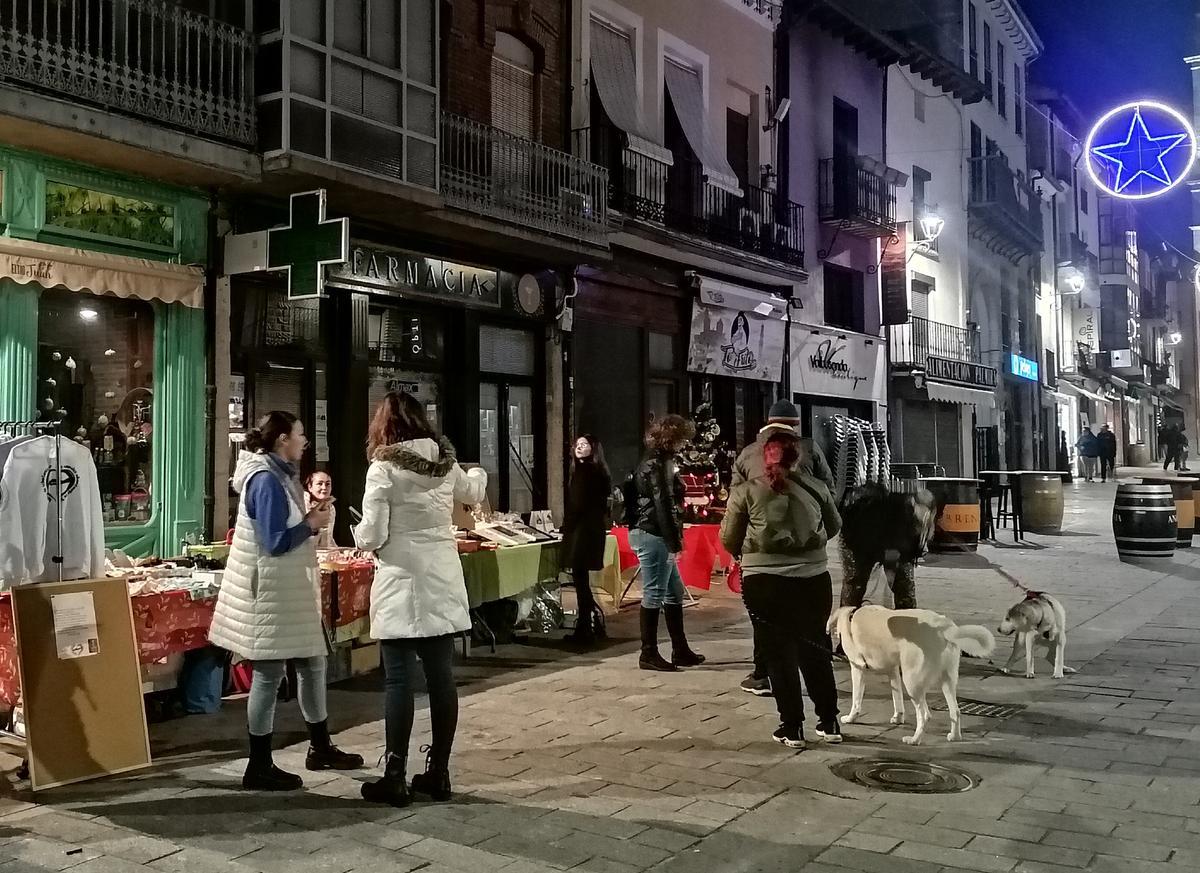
left=562, top=434, right=612, bottom=646
left=1076, top=428, right=1099, bottom=482
left=1180, top=431, right=1191, bottom=472
left=304, top=471, right=338, bottom=548
left=1097, top=424, right=1117, bottom=483
left=1163, top=424, right=1182, bottom=471
left=630, top=414, right=705, bottom=672
left=721, top=429, right=843, bottom=749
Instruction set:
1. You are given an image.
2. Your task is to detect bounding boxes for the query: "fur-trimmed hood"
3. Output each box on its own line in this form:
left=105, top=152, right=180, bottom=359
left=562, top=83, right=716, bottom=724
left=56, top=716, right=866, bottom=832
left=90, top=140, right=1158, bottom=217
left=371, top=436, right=457, bottom=480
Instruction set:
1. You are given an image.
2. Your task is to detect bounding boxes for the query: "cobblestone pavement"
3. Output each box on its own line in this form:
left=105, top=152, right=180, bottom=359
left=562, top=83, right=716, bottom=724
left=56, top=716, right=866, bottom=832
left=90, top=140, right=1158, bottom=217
left=4, top=474, right=1200, bottom=873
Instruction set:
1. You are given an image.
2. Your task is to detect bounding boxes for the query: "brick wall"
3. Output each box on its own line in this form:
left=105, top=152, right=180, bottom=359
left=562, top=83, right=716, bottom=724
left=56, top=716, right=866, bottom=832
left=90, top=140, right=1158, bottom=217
left=443, top=0, right=568, bottom=150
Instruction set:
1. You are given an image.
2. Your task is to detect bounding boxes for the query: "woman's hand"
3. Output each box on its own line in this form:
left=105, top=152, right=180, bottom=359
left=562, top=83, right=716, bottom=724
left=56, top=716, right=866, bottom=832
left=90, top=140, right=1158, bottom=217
left=306, top=504, right=332, bottom=532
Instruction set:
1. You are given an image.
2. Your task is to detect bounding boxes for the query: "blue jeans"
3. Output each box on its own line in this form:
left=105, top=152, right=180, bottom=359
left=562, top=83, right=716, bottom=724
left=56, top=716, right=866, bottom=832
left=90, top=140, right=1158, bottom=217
left=247, top=657, right=327, bottom=736
left=630, top=528, right=685, bottom=608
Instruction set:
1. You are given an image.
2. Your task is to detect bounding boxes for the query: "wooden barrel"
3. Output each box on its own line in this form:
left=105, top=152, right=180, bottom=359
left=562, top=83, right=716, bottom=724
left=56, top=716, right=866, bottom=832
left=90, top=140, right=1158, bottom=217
left=1141, top=478, right=1194, bottom=548
left=1113, top=484, right=1177, bottom=561
left=919, top=477, right=980, bottom=552
left=1021, top=473, right=1064, bottom=533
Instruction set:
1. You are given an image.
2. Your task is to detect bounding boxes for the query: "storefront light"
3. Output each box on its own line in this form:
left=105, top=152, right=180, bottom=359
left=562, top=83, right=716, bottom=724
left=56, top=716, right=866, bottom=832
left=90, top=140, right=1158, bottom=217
left=1168, top=331, right=1184, bottom=345
left=78, top=307, right=98, bottom=322
left=1066, top=273, right=1086, bottom=294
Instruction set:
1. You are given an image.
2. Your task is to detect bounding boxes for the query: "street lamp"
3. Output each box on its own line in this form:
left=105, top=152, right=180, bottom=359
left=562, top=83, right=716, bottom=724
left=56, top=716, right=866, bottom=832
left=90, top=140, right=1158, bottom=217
left=919, top=213, right=945, bottom=243
left=1168, top=331, right=1184, bottom=345
left=1065, top=273, right=1086, bottom=295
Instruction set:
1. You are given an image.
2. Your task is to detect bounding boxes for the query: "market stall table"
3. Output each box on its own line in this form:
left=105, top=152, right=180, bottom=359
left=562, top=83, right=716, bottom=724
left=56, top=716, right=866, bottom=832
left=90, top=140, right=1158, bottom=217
left=610, top=525, right=732, bottom=604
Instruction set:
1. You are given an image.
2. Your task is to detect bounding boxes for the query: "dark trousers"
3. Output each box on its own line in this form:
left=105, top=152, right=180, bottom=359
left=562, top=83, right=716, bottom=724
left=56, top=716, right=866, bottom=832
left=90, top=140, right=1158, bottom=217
left=742, top=572, right=839, bottom=727
left=1165, top=450, right=1182, bottom=471
left=381, top=635, right=458, bottom=768
left=573, top=567, right=598, bottom=624
left=1100, top=455, right=1116, bottom=481
left=840, top=561, right=917, bottom=610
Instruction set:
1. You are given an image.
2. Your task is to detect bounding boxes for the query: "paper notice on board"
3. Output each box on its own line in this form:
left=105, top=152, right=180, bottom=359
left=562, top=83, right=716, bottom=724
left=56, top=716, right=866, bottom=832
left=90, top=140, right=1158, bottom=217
left=315, top=400, right=329, bottom=462
left=51, top=592, right=99, bottom=660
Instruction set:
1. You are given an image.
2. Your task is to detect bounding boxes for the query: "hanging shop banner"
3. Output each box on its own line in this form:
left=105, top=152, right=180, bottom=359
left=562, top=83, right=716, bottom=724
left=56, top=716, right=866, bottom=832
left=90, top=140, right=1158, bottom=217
left=790, top=323, right=887, bottom=403
left=1073, top=307, right=1100, bottom=353
left=880, top=223, right=909, bottom=326
left=686, top=301, right=785, bottom=382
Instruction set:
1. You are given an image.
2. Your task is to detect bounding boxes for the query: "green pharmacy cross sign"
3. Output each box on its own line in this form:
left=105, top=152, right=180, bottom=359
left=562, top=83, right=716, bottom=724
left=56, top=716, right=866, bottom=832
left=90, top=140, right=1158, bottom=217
left=268, top=190, right=349, bottom=300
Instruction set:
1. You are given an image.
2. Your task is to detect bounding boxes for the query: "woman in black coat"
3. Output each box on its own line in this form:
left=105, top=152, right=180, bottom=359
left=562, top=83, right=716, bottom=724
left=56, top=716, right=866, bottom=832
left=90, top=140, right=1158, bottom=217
left=562, top=434, right=611, bottom=645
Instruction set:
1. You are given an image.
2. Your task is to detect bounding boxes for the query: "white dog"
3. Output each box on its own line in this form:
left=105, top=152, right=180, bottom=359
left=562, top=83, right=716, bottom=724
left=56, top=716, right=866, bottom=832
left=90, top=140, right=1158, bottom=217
left=998, top=592, right=1074, bottom=679
left=828, top=604, right=996, bottom=745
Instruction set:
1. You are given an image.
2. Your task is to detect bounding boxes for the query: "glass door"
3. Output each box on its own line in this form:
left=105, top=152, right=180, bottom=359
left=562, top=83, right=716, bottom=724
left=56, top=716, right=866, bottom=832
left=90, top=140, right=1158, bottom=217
left=479, top=381, right=538, bottom=513
left=507, top=385, right=536, bottom=514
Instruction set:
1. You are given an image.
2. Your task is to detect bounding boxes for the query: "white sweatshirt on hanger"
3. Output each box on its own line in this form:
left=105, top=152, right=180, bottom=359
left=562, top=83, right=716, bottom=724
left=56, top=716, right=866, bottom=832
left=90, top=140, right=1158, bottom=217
left=0, top=437, right=105, bottom=586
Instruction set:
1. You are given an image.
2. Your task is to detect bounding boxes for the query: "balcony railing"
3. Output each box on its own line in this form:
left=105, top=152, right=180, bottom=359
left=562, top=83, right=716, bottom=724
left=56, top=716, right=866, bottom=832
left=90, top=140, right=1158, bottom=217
left=442, top=112, right=609, bottom=246
left=575, top=126, right=805, bottom=268
left=889, top=316, right=981, bottom=368
left=967, top=155, right=1043, bottom=254
left=818, top=157, right=898, bottom=236
left=0, top=0, right=254, bottom=145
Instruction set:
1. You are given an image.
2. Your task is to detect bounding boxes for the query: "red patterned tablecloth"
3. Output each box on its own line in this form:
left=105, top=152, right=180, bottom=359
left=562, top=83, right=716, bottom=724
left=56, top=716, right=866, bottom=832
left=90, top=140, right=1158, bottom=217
left=611, top=524, right=732, bottom=591
left=0, top=562, right=378, bottom=707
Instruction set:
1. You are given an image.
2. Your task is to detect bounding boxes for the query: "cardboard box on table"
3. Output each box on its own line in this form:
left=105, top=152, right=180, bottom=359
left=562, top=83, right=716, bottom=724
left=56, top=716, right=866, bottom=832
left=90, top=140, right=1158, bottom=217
left=12, top=577, right=150, bottom=791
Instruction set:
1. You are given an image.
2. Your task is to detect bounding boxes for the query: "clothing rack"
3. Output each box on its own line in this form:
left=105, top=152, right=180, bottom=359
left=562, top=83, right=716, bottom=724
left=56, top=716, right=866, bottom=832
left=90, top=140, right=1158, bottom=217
left=0, top=420, right=65, bottom=583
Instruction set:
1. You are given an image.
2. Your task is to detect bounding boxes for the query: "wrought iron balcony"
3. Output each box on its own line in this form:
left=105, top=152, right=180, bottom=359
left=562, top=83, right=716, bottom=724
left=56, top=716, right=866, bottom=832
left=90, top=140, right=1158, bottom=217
left=0, top=0, right=254, bottom=145
left=574, top=126, right=805, bottom=268
left=967, top=155, right=1043, bottom=258
left=441, top=112, right=609, bottom=246
left=818, top=157, right=898, bottom=237
left=889, top=315, right=982, bottom=368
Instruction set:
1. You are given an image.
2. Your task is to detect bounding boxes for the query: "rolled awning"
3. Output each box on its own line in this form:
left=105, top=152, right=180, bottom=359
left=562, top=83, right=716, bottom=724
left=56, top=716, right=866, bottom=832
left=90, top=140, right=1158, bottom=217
left=0, top=236, right=203, bottom=308
left=1061, top=381, right=1111, bottom=405
left=664, top=59, right=743, bottom=196
left=925, top=379, right=996, bottom=409
left=589, top=20, right=674, bottom=165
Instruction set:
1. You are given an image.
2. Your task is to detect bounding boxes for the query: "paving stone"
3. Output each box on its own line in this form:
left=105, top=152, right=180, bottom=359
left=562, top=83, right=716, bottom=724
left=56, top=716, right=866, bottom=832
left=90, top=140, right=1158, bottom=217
left=85, top=836, right=182, bottom=865
left=967, top=835, right=1092, bottom=867
left=893, top=840, right=1018, bottom=873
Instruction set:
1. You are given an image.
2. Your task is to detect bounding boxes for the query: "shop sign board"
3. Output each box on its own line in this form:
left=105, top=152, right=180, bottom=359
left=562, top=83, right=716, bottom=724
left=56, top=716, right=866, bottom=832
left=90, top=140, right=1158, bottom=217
left=926, top=355, right=998, bottom=388
left=686, top=301, right=786, bottom=382
left=328, top=243, right=502, bottom=309
left=1009, top=354, right=1039, bottom=382
left=1073, top=307, right=1100, bottom=353
left=789, top=323, right=886, bottom=403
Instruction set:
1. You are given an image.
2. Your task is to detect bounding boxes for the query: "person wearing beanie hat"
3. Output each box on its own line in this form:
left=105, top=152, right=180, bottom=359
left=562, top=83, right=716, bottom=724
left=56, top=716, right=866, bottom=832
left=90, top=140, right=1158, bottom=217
left=730, top=399, right=832, bottom=696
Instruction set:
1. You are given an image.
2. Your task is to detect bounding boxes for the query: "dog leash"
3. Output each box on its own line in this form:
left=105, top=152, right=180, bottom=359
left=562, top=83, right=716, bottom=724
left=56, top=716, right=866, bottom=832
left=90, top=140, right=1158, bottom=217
left=996, top=567, right=1043, bottom=600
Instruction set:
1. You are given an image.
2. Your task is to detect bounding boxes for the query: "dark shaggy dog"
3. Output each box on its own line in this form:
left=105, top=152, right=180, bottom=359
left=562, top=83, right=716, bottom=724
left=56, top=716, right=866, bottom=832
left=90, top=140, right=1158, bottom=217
left=839, top=483, right=937, bottom=608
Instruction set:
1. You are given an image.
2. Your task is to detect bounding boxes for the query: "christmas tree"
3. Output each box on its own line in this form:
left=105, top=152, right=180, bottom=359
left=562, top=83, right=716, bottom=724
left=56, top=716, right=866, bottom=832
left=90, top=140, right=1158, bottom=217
left=677, top=402, right=733, bottom=523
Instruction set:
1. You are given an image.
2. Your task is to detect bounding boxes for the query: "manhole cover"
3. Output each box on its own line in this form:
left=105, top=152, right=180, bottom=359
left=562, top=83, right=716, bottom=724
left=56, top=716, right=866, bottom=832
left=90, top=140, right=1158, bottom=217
left=928, top=698, right=1026, bottom=719
left=830, top=759, right=980, bottom=793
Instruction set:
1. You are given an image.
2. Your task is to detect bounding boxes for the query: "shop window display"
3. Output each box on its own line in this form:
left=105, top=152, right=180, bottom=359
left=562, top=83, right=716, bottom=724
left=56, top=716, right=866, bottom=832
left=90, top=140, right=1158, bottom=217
left=37, top=288, right=154, bottom=526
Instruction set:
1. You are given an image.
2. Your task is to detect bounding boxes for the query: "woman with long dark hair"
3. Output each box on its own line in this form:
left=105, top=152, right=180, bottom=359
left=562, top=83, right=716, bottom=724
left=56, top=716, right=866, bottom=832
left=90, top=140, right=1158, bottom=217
left=209, top=411, right=363, bottom=791
left=630, top=414, right=705, bottom=671
left=353, top=392, right=487, bottom=807
left=720, top=430, right=843, bottom=749
left=562, top=434, right=611, bottom=645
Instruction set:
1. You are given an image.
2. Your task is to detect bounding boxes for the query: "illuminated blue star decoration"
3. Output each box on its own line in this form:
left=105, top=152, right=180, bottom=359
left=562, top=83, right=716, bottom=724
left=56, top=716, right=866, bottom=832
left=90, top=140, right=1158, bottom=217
left=1086, top=102, right=1197, bottom=200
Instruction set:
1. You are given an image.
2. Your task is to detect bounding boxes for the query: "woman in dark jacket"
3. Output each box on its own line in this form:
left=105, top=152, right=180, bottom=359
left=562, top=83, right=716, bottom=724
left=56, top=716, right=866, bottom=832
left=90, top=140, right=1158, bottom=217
left=562, top=435, right=611, bottom=645
left=630, top=414, right=705, bottom=672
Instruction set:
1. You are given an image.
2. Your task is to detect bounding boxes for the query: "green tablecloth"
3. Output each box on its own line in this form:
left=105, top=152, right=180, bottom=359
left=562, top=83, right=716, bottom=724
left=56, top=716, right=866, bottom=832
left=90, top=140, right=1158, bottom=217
left=462, top=541, right=561, bottom=608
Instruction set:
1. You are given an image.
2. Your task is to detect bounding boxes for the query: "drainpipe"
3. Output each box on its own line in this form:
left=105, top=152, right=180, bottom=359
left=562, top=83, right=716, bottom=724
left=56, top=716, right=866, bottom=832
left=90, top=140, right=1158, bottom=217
left=203, top=189, right=219, bottom=540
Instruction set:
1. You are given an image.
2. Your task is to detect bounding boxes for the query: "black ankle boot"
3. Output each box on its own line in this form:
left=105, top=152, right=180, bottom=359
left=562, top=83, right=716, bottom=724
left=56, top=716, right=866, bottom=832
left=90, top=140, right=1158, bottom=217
left=410, top=745, right=453, bottom=802
left=305, top=720, right=365, bottom=771
left=361, top=753, right=411, bottom=806
left=639, top=607, right=677, bottom=672
left=664, top=604, right=705, bottom=667
left=242, top=733, right=303, bottom=792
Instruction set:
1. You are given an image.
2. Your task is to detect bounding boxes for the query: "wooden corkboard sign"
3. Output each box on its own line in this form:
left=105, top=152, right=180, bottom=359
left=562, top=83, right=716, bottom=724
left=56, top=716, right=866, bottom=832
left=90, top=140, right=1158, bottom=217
left=13, top=577, right=151, bottom=791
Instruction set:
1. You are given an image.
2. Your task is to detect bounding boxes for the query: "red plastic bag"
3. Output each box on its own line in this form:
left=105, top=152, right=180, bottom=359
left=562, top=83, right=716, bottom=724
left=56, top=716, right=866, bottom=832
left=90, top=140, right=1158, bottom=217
left=726, top=562, right=742, bottom=595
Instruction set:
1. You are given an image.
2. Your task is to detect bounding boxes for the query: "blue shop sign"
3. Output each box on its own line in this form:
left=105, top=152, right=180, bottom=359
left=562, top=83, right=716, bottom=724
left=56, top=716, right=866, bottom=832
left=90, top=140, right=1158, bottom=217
left=1009, top=354, right=1039, bottom=382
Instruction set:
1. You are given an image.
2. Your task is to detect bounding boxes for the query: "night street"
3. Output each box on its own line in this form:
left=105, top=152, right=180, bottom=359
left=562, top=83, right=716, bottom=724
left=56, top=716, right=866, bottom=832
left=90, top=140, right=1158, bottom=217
left=0, top=478, right=1196, bottom=873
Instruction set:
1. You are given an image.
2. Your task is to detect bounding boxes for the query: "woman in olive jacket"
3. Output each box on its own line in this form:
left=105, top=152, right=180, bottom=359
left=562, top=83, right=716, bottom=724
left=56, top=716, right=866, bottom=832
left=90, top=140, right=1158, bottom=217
left=720, top=430, right=843, bottom=750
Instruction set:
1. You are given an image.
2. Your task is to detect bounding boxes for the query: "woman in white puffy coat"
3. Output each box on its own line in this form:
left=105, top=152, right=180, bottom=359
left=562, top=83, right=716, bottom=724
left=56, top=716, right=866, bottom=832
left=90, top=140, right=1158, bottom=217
left=354, top=392, right=487, bottom=807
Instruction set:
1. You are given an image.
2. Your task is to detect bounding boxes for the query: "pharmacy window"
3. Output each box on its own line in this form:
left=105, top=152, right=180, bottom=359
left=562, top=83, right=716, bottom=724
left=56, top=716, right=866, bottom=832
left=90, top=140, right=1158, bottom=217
left=37, top=288, right=155, bottom=526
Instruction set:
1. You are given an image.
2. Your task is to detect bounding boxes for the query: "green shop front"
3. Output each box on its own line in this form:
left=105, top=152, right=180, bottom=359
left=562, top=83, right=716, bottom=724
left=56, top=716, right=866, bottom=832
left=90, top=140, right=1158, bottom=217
left=0, top=148, right=208, bottom=559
